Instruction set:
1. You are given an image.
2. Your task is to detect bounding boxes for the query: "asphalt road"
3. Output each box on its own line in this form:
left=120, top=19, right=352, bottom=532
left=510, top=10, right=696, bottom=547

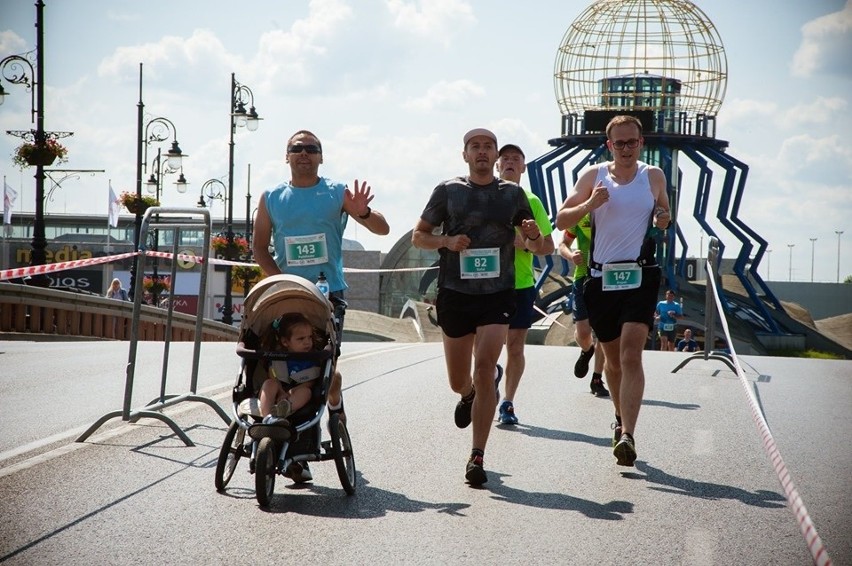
left=0, top=340, right=850, bottom=565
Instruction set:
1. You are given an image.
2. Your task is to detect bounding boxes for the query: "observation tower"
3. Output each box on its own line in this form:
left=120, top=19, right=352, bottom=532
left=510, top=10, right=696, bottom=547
left=529, top=0, right=787, bottom=337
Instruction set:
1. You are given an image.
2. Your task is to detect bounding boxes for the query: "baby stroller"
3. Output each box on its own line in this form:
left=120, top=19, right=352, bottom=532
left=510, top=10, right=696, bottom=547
left=214, top=274, right=355, bottom=507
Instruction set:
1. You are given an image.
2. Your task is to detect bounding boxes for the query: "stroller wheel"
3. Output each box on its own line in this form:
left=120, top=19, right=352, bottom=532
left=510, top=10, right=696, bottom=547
left=215, top=420, right=245, bottom=492
left=328, top=413, right=356, bottom=495
left=255, top=436, right=277, bottom=507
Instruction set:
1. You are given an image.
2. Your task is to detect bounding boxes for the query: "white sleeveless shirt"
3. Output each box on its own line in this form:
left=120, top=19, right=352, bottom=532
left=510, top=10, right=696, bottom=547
left=590, top=162, right=654, bottom=276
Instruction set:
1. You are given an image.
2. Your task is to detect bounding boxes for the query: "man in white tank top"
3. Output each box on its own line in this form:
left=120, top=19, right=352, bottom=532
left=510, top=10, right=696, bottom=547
left=555, top=115, right=671, bottom=468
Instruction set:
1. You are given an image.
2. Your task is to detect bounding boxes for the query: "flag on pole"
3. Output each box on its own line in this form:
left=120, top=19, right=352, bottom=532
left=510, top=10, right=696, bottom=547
left=108, top=181, right=121, bottom=228
left=3, top=180, right=17, bottom=226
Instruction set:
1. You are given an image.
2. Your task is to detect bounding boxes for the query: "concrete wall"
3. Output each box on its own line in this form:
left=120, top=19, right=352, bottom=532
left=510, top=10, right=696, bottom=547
left=342, top=250, right=384, bottom=313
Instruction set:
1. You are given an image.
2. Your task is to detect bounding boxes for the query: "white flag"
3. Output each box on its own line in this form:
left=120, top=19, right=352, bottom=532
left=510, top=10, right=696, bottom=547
left=3, top=181, right=17, bottom=226
left=108, top=182, right=120, bottom=228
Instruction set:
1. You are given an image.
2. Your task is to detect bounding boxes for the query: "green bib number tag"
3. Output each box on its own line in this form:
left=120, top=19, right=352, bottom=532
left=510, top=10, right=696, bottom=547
left=460, top=248, right=500, bottom=279
left=602, top=262, right=642, bottom=291
left=285, top=233, right=328, bottom=266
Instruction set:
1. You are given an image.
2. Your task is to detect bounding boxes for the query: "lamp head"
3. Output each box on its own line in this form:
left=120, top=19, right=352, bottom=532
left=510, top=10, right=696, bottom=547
left=175, top=172, right=188, bottom=193
left=233, top=101, right=248, bottom=128
left=246, top=106, right=260, bottom=131
left=166, top=140, right=185, bottom=169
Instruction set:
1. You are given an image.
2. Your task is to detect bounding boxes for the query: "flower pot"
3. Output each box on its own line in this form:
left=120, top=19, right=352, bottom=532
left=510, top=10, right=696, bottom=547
left=124, top=199, right=150, bottom=215
left=24, top=148, right=58, bottom=166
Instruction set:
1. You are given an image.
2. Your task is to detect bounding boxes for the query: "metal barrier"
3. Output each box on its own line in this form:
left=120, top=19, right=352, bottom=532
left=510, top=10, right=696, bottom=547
left=77, top=207, right=231, bottom=446
left=672, top=237, right=736, bottom=373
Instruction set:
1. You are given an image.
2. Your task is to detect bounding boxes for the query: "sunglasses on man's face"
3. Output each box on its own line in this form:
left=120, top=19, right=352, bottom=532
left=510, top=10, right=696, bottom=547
left=287, top=144, right=321, bottom=154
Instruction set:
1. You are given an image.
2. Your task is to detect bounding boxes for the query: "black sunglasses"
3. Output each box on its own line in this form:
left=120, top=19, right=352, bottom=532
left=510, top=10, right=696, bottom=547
left=287, top=144, right=321, bottom=154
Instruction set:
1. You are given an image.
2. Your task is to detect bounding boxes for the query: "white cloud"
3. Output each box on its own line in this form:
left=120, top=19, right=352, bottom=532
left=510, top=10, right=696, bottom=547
left=385, top=0, right=476, bottom=44
left=783, top=96, right=848, bottom=126
left=777, top=133, right=852, bottom=174
left=403, top=79, right=485, bottom=111
left=791, top=0, right=852, bottom=78
left=0, top=30, right=27, bottom=55
left=717, top=98, right=778, bottom=122
left=97, top=29, right=235, bottom=81
left=252, top=0, right=355, bottom=92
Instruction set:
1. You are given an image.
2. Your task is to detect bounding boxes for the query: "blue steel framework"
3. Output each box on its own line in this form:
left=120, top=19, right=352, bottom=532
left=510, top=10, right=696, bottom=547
left=527, top=122, right=786, bottom=336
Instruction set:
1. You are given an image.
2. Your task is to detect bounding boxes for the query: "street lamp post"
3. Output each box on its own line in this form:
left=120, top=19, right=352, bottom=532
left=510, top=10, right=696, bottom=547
left=244, top=163, right=255, bottom=297
left=222, top=73, right=261, bottom=325
left=129, top=97, right=187, bottom=299
left=145, top=147, right=188, bottom=287
left=766, top=249, right=772, bottom=281
left=809, top=238, right=817, bottom=282
left=0, top=1, right=73, bottom=286
left=836, top=231, right=845, bottom=283
left=787, top=244, right=795, bottom=282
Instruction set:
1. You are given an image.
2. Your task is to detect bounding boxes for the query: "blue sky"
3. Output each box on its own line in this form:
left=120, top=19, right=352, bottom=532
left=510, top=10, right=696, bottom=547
left=1, top=0, right=850, bottom=283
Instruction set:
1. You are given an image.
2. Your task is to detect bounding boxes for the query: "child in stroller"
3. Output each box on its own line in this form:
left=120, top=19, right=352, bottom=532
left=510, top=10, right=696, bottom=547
left=214, top=274, right=355, bottom=503
left=260, top=312, right=322, bottom=429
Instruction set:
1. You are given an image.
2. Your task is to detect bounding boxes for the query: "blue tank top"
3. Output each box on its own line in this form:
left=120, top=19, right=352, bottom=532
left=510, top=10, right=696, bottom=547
left=264, top=177, right=349, bottom=292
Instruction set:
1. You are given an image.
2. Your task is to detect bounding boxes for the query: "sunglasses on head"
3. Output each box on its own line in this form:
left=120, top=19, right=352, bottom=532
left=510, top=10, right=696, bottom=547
left=287, top=144, right=321, bottom=154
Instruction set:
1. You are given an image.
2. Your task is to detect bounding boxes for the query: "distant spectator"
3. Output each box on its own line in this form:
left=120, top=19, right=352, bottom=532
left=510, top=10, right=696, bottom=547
left=676, top=328, right=700, bottom=352
left=105, top=278, right=129, bottom=301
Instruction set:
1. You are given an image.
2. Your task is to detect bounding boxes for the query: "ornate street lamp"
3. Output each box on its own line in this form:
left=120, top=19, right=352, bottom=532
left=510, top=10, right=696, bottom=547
left=128, top=76, right=188, bottom=299
left=198, top=177, right=226, bottom=209
left=1, top=1, right=73, bottom=286
left=144, top=148, right=188, bottom=288
left=222, top=73, right=261, bottom=325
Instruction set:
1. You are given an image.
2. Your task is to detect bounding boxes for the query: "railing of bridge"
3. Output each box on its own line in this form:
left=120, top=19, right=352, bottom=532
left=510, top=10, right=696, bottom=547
left=0, top=282, right=239, bottom=342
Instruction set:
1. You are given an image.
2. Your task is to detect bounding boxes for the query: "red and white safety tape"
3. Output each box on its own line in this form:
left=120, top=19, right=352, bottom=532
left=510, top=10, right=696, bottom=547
left=1, top=249, right=436, bottom=282
left=707, top=262, right=832, bottom=566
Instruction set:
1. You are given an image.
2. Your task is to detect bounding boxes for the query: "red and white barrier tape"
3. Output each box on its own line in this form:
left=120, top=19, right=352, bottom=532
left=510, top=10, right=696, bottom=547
left=534, top=303, right=569, bottom=330
left=706, top=262, right=832, bottom=566
left=0, top=251, right=140, bottom=282
left=1, top=249, right=437, bottom=282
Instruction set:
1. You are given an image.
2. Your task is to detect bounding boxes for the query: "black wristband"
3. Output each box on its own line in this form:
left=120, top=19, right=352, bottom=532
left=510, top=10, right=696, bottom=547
left=358, top=207, right=372, bottom=219
left=528, top=233, right=540, bottom=241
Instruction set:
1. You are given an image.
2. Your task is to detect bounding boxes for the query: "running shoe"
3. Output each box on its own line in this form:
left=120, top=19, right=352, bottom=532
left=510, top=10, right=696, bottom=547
left=455, top=391, right=475, bottom=428
left=574, top=345, right=595, bottom=378
left=612, top=423, right=623, bottom=447
left=465, top=454, right=488, bottom=485
left=498, top=400, right=518, bottom=425
left=613, top=432, right=637, bottom=467
left=590, top=376, right=610, bottom=397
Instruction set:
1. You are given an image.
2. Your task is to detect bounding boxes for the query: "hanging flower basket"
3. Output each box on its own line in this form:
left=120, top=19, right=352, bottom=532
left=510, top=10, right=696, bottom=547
left=12, top=139, right=69, bottom=169
left=211, top=235, right=250, bottom=258
left=119, top=191, right=159, bottom=215
left=232, top=264, right=263, bottom=282
left=143, top=275, right=171, bottom=296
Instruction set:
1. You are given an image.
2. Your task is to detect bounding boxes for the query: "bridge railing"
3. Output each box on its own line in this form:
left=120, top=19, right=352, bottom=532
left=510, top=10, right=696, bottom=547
left=0, top=282, right=239, bottom=342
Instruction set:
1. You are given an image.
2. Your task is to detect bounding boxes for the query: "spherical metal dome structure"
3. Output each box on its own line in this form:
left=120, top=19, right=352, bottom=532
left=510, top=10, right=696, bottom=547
left=554, top=0, right=727, bottom=128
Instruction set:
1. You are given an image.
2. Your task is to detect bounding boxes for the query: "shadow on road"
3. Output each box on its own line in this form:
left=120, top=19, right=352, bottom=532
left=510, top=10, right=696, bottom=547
left=487, top=472, right=633, bottom=520
left=634, top=461, right=786, bottom=508
left=255, top=472, right=471, bottom=517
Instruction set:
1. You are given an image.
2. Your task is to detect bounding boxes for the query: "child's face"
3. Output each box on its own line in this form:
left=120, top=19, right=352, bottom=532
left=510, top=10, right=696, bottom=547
left=282, top=323, right=313, bottom=352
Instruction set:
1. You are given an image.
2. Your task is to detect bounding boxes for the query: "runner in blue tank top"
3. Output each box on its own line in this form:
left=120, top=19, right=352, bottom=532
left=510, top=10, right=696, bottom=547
left=253, top=129, right=390, bottom=482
